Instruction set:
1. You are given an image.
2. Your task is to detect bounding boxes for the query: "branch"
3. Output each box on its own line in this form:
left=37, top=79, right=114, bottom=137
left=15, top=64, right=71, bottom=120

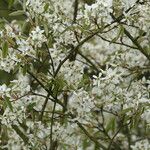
left=31, top=91, right=64, bottom=107
left=123, top=28, right=150, bottom=60
left=50, top=102, right=57, bottom=150
left=39, top=93, right=51, bottom=121
left=73, top=0, right=79, bottom=23
left=97, top=34, right=138, bottom=50
left=12, top=124, right=29, bottom=144
left=77, top=51, right=99, bottom=72
left=54, top=13, right=128, bottom=77
left=110, top=13, right=150, bottom=60
left=69, top=113, right=107, bottom=150
left=27, top=70, right=49, bottom=92
left=44, top=42, right=55, bottom=75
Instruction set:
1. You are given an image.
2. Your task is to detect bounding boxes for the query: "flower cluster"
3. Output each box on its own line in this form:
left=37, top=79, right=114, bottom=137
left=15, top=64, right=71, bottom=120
left=0, top=0, right=149, bottom=149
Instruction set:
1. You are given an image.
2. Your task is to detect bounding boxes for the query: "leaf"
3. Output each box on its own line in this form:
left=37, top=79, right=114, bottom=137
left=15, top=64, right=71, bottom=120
left=144, top=46, right=150, bottom=56
left=4, top=97, right=13, bottom=112
left=52, top=77, right=67, bottom=97
left=110, top=25, right=124, bottom=44
left=12, top=63, right=20, bottom=74
left=47, top=35, right=53, bottom=47
left=83, top=139, right=90, bottom=149
left=8, top=0, right=15, bottom=8
left=22, top=21, right=31, bottom=35
left=12, top=125, right=29, bottom=144
left=7, top=37, right=15, bottom=47
left=22, top=0, right=27, bottom=11
left=133, top=107, right=144, bottom=128
left=78, top=74, right=90, bottom=89
left=106, top=117, right=116, bottom=132
left=9, top=10, right=25, bottom=16
left=27, top=102, right=36, bottom=111
left=43, top=23, right=49, bottom=36
left=44, top=3, right=49, bottom=12
left=119, top=107, right=133, bottom=116
left=22, top=64, right=28, bottom=76
left=1, top=41, right=8, bottom=58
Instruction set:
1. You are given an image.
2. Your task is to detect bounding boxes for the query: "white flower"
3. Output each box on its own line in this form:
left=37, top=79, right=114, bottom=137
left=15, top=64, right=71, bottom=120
left=0, top=84, right=11, bottom=98
left=26, top=0, right=45, bottom=14
left=141, top=109, right=150, bottom=124
left=5, top=24, right=16, bottom=38
left=84, top=0, right=113, bottom=24
left=16, top=38, right=33, bottom=54
left=131, top=139, right=150, bottom=150
left=29, top=26, right=46, bottom=47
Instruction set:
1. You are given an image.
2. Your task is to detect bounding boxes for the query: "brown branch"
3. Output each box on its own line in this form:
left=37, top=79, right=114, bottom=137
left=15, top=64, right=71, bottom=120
left=39, top=92, right=51, bottom=121
left=77, top=51, right=99, bottom=72
left=73, top=0, right=79, bottom=23
left=50, top=102, right=57, bottom=150
left=69, top=113, right=107, bottom=150
left=97, top=34, right=138, bottom=50
left=54, top=17, right=121, bottom=77
left=110, top=13, right=150, bottom=60
left=123, top=28, right=150, bottom=60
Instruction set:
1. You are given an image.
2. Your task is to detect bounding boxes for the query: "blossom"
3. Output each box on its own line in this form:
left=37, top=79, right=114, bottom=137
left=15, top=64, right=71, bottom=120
left=131, top=139, right=150, bottom=150
left=16, top=38, right=33, bottom=54
left=26, top=0, right=45, bottom=14
left=29, top=26, right=46, bottom=47
left=0, top=0, right=150, bottom=149
left=0, top=84, right=11, bottom=98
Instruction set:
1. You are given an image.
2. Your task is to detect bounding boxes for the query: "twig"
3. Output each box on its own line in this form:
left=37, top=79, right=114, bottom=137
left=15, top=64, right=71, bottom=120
left=44, top=42, right=55, bottom=75
left=73, top=0, right=79, bottom=23
left=54, top=13, right=129, bottom=77
left=50, top=102, right=57, bottom=150
left=39, top=93, right=51, bottom=121
left=110, top=13, right=150, bottom=60
left=78, top=51, right=99, bottom=72
left=69, top=113, right=107, bottom=150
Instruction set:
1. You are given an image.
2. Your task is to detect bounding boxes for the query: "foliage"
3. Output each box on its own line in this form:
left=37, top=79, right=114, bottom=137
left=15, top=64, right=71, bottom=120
left=0, top=0, right=150, bottom=149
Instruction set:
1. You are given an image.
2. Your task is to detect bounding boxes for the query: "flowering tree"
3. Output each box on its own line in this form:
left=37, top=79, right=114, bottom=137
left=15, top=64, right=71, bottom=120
left=0, top=0, right=150, bottom=149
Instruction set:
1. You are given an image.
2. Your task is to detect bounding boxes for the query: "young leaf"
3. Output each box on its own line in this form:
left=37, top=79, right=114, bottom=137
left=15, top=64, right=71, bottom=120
left=43, top=23, right=49, bottom=36
left=44, top=3, right=49, bottom=12
left=12, top=125, right=29, bottom=144
left=8, top=0, right=15, bottom=8
left=4, top=97, right=13, bottom=112
left=9, top=10, right=25, bottom=16
left=22, top=64, right=28, bottom=76
left=106, top=117, right=116, bottom=132
left=110, top=25, right=124, bottom=44
left=2, top=41, right=8, bottom=58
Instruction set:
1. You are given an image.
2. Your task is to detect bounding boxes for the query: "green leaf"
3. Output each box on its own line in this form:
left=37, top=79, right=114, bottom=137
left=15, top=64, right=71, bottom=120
left=8, top=0, right=15, bottom=8
left=9, top=10, right=25, bottom=16
left=47, top=35, right=53, bottom=47
left=4, top=97, right=13, bottom=112
left=43, top=23, right=49, bottom=36
left=12, top=63, right=20, bottom=74
left=27, top=102, right=36, bottom=111
left=78, top=74, right=90, bottom=89
left=1, top=41, right=8, bottom=58
left=22, top=21, right=31, bottom=35
left=83, top=139, right=90, bottom=149
left=21, top=63, right=31, bottom=76
left=44, top=3, right=49, bottom=12
left=12, top=125, right=29, bottom=144
left=119, top=107, right=133, bottom=116
left=52, top=77, right=67, bottom=97
left=133, top=107, right=144, bottom=128
left=22, top=64, right=28, bottom=76
left=106, top=117, right=116, bottom=132
left=110, top=25, right=124, bottom=44
left=144, top=46, right=150, bottom=56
